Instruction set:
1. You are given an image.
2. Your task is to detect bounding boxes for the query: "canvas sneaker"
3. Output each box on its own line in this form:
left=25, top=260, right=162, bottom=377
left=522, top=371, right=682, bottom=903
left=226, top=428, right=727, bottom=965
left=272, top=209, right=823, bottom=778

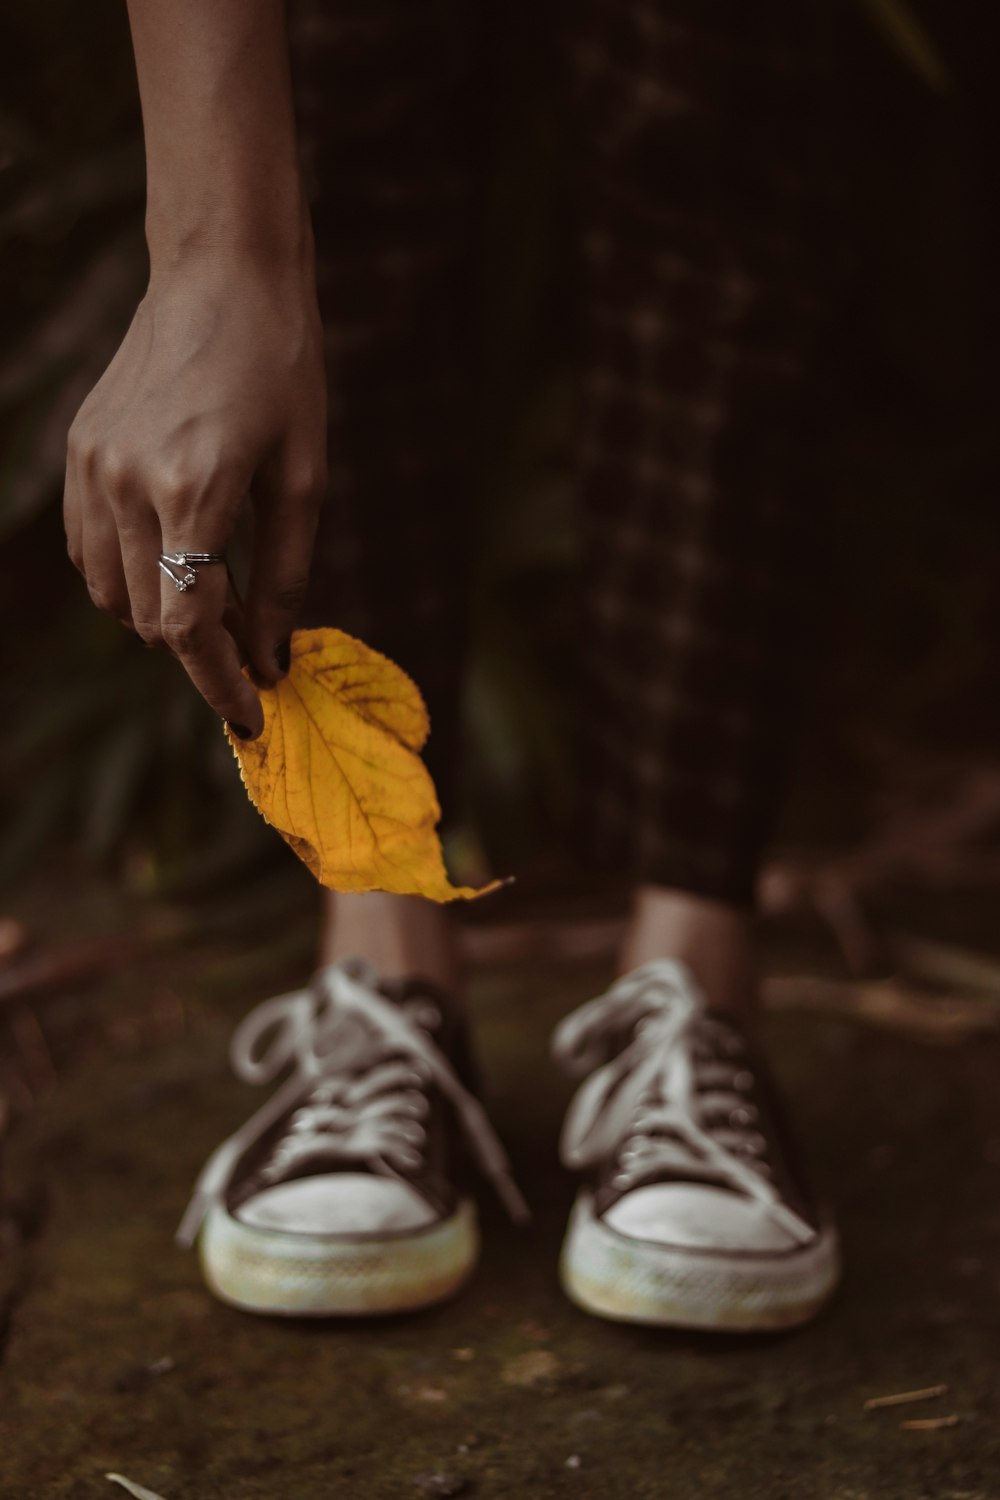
left=552, top=959, right=840, bottom=1331
left=178, top=958, right=528, bottom=1316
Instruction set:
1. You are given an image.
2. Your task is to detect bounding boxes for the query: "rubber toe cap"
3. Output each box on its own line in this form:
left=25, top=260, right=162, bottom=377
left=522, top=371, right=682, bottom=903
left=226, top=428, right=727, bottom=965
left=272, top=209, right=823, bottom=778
left=235, top=1173, right=438, bottom=1235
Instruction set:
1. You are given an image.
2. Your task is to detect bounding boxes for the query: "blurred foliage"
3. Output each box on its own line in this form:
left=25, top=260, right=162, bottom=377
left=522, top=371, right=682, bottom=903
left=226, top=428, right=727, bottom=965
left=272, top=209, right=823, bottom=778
left=858, top=0, right=953, bottom=92
left=1, top=585, right=282, bottom=890
left=1, top=0, right=998, bottom=896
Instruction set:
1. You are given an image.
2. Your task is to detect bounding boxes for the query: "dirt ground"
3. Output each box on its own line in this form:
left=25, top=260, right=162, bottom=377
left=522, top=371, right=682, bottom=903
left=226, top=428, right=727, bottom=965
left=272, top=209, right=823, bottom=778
left=2, top=876, right=1000, bottom=1499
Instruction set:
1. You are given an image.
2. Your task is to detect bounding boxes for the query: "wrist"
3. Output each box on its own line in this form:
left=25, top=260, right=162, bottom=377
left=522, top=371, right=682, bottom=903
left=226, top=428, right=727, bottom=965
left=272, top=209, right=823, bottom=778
left=145, top=182, right=314, bottom=280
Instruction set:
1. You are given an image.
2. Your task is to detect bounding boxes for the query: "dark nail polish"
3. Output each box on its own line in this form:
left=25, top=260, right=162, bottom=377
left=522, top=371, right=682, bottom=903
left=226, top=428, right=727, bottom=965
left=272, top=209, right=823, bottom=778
left=275, top=639, right=291, bottom=674
left=227, top=721, right=253, bottom=740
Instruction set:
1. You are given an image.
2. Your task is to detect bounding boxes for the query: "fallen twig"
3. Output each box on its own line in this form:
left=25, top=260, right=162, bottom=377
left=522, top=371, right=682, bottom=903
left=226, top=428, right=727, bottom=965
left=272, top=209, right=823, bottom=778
left=765, top=975, right=1000, bottom=1042
left=890, top=935, right=1000, bottom=996
left=760, top=756, right=1000, bottom=971
left=0, top=938, right=140, bottom=1010
left=106, top=1474, right=169, bottom=1500
left=864, top=1383, right=948, bottom=1410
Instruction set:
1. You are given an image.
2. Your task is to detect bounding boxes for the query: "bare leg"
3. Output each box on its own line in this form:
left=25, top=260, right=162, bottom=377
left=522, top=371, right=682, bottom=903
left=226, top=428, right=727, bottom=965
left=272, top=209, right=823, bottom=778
left=319, top=890, right=463, bottom=994
left=619, top=884, right=758, bottom=1024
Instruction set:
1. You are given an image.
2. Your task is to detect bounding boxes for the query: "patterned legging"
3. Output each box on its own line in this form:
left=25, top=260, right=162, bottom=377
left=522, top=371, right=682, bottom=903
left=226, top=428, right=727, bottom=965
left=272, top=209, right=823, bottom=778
left=294, top=0, right=837, bottom=906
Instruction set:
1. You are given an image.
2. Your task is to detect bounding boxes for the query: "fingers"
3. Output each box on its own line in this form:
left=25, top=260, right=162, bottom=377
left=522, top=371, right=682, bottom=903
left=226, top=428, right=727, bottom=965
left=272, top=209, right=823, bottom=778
left=222, top=602, right=249, bottom=663
left=82, top=503, right=134, bottom=628
left=116, top=504, right=164, bottom=644
left=65, top=426, right=134, bottom=627
left=159, top=532, right=264, bottom=736
left=69, top=409, right=263, bottom=732
left=63, top=441, right=84, bottom=578
left=244, top=446, right=325, bottom=684
left=96, top=424, right=260, bottom=729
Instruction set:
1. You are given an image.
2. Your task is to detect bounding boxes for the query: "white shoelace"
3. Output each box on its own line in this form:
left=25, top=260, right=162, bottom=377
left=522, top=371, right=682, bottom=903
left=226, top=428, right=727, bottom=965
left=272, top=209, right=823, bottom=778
left=551, top=959, right=815, bottom=1245
left=177, top=960, right=529, bottom=1247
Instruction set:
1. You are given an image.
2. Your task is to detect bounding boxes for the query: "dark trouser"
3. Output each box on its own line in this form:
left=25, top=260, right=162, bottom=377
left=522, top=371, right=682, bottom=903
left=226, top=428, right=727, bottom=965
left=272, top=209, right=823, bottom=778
left=293, top=0, right=835, bottom=907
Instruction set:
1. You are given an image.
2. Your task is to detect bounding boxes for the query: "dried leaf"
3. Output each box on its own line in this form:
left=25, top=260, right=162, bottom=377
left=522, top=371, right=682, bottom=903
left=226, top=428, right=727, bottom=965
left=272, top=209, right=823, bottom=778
left=229, top=629, right=499, bottom=901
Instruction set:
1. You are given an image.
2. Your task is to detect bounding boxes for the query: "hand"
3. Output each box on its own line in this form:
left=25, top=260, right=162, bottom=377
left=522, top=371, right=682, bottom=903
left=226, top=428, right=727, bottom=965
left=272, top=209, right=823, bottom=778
left=64, top=254, right=327, bottom=736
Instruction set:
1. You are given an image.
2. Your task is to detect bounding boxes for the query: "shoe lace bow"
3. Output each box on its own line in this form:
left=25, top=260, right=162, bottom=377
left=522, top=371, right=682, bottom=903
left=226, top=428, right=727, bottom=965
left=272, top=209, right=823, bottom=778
left=551, top=959, right=814, bottom=1245
left=177, top=960, right=529, bottom=1247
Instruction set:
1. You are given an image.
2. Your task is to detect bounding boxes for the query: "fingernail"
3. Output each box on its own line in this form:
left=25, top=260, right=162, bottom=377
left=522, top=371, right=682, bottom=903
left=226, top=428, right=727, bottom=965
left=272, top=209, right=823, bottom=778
left=226, top=721, right=254, bottom=740
left=275, top=639, right=291, bottom=674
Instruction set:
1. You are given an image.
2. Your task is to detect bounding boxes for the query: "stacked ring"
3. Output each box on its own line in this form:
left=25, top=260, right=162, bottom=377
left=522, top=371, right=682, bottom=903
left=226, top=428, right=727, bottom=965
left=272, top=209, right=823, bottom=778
left=158, top=551, right=227, bottom=592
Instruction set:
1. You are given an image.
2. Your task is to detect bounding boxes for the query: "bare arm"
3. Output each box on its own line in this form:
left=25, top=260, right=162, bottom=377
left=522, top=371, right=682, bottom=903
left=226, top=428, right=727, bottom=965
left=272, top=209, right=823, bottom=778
left=65, top=0, right=326, bottom=736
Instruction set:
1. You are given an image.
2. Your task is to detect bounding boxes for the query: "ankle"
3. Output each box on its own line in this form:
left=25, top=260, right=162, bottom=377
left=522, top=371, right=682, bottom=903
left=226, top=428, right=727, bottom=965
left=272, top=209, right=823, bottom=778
left=320, top=891, right=462, bottom=994
left=619, top=885, right=759, bottom=1023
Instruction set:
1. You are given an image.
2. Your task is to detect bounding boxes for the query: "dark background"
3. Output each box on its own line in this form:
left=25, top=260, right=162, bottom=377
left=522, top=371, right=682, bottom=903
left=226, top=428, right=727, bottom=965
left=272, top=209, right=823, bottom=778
left=1, top=0, right=998, bottom=909
left=3, top=9, right=1000, bottom=1495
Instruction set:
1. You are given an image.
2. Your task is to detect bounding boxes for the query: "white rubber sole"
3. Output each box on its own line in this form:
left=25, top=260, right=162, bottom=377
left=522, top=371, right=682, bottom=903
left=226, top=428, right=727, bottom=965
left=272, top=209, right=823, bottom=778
left=199, top=1197, right=479, bottom=1317
left=560, top=1193, right=840, bottom=1332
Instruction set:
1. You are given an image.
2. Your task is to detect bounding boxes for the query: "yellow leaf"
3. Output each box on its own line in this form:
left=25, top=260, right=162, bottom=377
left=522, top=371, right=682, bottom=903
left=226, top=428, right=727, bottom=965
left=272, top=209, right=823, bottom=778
left=227, top=627, right=498, bottom=902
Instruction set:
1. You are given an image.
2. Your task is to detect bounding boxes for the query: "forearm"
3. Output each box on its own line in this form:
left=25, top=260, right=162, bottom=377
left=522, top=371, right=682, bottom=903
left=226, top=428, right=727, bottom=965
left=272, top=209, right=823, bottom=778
left=126, top=0, right=309, bottom=271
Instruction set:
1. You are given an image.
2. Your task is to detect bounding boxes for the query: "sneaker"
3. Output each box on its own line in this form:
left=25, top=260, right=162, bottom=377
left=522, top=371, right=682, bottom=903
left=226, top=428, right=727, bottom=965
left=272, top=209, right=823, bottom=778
left=178, top=958, right=528, bottom=1316
left=552, top=959, right=840, bottom=1331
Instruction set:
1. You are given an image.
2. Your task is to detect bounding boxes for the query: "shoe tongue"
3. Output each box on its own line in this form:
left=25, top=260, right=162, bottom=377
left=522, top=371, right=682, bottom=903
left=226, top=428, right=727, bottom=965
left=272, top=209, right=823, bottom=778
left=312, top=1011, right=382, bottom=1075
left=310, top=976, right=443, bottom=1078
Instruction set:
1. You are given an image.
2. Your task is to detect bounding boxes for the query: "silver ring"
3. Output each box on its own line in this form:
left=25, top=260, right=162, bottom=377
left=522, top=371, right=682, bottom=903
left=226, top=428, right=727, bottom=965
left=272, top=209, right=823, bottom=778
left=158, top=551, right=227, bottom=593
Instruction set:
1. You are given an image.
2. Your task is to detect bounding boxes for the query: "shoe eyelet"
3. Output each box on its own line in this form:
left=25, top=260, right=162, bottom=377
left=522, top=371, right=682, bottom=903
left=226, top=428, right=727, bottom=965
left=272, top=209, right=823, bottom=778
left=404, top=1000, right=441, bottom=1031
left=740, top=1130, right=768, bottom=1156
